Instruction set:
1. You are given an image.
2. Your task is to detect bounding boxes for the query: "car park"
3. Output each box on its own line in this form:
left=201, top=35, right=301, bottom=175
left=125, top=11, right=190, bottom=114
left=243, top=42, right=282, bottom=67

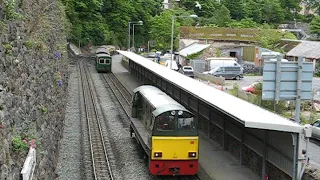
left=179, top=66, right=194, bottom=78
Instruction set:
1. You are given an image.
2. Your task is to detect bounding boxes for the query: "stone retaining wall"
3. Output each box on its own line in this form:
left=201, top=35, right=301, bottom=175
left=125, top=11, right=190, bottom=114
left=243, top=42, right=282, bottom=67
left=0, top=1, right=69, bottom=179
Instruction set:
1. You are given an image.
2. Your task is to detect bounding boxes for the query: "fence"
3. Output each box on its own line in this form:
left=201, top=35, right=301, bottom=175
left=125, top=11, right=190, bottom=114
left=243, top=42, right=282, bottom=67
left=190, top=59, right=207, bottom=73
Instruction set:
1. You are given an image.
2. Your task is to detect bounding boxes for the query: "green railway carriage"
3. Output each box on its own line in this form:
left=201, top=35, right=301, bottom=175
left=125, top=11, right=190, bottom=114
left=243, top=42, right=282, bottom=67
left=96, top=53, right=112, bottom=73
left=95, top=46, right=112, bottom=73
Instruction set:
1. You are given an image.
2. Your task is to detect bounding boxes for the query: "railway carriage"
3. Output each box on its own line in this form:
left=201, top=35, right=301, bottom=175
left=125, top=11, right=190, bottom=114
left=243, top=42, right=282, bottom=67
left=130, top=85, right=199, bottom=176
left=95, top=46, right=112, bottom=73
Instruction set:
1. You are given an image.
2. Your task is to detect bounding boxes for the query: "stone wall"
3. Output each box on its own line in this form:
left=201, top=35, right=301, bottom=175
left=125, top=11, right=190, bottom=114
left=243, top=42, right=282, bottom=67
left=0, top=1, right=69, bottom=179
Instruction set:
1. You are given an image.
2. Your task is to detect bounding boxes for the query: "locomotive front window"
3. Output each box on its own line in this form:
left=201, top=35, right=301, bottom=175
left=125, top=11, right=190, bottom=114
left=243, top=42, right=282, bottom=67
left=105, top=59, right=111, bottom=64
left=99, top=59, right=104, bottom=64
left=178, top=117, right=195, bottom=131
left=156, top=113, right=175, bottom=131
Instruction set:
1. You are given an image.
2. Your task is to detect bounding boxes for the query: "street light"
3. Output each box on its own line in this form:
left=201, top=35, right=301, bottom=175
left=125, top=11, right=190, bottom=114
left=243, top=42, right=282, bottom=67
left=170, top=14, right=198, bottom=70
left=128, top=21, right=143, bottom=51
left=133, top=21, right=143, bottom=52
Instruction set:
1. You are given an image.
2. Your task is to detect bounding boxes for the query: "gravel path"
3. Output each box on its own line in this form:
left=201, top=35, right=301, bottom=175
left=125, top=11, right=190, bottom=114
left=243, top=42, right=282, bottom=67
left=57, top=64, right=83, bottom=179
left=89, top=63, right=155, bottom=180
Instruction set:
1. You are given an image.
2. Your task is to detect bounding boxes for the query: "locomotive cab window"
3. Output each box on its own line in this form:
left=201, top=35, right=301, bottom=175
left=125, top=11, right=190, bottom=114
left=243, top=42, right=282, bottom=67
left=99, top=59, right=105, bottom=64
left=154, top=110, right=197, bottom=136
left=156, top=112, right=175, bottom=131
left=105, top=59, right=111, bottom=64
left=178, top=112, right=195, bottom=131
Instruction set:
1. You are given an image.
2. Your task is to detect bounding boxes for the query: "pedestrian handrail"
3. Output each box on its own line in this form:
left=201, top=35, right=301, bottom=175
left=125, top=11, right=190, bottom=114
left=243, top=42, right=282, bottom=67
left=21, top=148, right=36, bottom=180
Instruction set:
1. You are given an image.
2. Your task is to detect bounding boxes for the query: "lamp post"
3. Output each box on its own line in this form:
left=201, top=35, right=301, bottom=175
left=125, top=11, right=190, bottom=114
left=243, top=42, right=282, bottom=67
left=132, top=21, right=143, bottom=52
left=128, top=21, right=143, bottom=51
left=170, top=14, right=198, bottom=70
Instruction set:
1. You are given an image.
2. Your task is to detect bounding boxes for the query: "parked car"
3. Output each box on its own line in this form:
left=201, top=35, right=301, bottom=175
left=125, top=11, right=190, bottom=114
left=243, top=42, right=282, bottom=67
left=203, top=66, right=243, bottom=80
left=241, top=82, right=260, bottom=94
left=309, top=120, right=320, bottom=140
left=179, top=66, right=194, bottom=78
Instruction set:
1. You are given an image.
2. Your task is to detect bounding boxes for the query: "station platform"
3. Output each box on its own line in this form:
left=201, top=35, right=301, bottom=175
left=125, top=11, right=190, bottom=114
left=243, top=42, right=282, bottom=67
left=111, top=55, right=260, bottom=180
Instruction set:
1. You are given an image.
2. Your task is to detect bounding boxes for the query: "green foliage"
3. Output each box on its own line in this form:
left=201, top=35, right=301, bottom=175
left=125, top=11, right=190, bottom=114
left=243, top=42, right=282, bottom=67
left=186, top=50, right=203, bottom=60
left=311, top=16, right=320, bottom=39
left=23, top=40, right=34, bottom=50
left=2, top=43, right=13, bottom=55
left=41, top=107, right=47, bottom=113
left=227, top=18, right=259, bottom=28
left=3, top=0, right=23, bottom=20
left=12, top=136, right=28, bottom=151
left=252, top=82, right=289, bottom=114
left=257, top=29, right=297, bottom=51
left=229, top=83, right=239, bottom=96
left=216, top=48, right=222, bottom=57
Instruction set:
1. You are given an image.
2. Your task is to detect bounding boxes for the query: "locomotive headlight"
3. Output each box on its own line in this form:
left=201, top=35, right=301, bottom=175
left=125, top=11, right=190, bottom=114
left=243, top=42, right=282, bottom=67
left=171, top=111, right=176, bottom=115
left=188, top=152, right=197, bottom=157
left=154, top=152, right=162, bottom=158
left=178, top=110, right=183, bottom=115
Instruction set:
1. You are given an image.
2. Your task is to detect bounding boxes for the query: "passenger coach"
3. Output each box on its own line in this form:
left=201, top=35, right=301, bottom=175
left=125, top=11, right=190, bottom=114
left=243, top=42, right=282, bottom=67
left=95, top=46, right=112, bottom=73
left=130, top=85, right=199, bottom=176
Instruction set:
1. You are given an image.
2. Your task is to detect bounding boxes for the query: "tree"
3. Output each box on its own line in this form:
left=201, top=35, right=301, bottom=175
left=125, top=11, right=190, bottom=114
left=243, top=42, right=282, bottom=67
left=260, top=0, right=285, bottom=24
left=227, top=18, right=259, bottom=28
left=310, top=16, right=320, bottom=39
left=222, top=0, right=248, bottom=20
left=150, top=10, right=180, bottom=50
left=257, top=29, right=296, bottom=51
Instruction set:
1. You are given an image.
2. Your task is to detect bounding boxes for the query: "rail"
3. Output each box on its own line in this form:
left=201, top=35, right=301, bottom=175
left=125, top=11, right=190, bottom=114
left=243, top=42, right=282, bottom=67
left=102, top=73, right=132, bottom=115
left=79, top=61, right=114, bottom=180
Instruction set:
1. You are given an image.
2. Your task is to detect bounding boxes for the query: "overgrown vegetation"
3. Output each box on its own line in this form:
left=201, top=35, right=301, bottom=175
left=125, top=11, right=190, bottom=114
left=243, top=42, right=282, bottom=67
left=58, top=0, right=318, bottom=51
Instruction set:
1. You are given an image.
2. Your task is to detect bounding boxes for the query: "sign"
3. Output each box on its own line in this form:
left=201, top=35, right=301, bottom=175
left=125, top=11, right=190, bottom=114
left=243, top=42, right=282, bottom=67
left=21, top=148, right=36, bottom=180
left=262, top=57, right=313, bottom=101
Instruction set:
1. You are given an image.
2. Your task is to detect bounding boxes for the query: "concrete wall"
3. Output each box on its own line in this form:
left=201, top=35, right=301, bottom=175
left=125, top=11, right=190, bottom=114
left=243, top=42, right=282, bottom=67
left=0, top=1, right=69, bottom=179
left=194, top=72, right=225, bottom=85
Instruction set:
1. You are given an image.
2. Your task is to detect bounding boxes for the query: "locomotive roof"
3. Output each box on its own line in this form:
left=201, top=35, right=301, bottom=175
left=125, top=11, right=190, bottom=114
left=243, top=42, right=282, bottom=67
left=133, top=85, right=191, bottom=117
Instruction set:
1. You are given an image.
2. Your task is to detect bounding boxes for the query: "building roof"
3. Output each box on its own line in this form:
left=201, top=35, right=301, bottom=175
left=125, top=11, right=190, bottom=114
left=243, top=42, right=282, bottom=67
left=118, top=50, right=303, bottom=133
left=286, top=40, right=320, bottom=59
left=179, top=43, right=210, bottom=57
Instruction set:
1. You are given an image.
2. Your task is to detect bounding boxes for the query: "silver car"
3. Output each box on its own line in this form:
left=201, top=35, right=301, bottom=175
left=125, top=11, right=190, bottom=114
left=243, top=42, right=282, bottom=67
left=310, top=120, right=320, bottom=139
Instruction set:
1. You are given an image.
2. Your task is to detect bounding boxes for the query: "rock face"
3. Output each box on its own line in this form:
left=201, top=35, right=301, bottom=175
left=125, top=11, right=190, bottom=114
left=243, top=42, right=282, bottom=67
left=0, top=1, right=69, bottom=179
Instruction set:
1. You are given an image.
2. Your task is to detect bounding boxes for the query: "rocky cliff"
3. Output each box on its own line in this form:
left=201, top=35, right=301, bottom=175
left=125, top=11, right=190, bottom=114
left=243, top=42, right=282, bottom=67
left=0, top=0, right=69, bottom=179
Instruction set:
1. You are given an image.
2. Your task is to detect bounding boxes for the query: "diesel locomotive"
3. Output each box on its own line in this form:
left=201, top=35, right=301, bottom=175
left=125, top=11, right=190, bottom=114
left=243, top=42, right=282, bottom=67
left=130, top=85, right=199, bottom=176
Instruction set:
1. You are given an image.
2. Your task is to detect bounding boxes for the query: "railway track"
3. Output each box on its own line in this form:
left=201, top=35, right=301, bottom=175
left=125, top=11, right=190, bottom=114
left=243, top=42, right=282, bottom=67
left=79, top=61, right=114, bottom=180
left=101, top=73, right=132, bottom=115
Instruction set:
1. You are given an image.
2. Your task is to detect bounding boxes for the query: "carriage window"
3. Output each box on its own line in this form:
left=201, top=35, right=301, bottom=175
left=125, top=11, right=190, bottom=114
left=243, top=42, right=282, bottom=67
left=156, top=114, right=175, bottom=131
left=99, top=59, right=104, bottom=64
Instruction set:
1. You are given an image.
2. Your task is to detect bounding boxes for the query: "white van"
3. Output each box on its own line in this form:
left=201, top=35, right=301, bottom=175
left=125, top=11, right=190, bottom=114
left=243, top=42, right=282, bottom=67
left=209, top=60, right=241, bottom=70
left=165, top=60, right=179, bottom=71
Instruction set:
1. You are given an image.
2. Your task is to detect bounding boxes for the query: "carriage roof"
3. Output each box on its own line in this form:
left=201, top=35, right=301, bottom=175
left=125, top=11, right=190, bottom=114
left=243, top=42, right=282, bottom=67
left=96, top=53, right=111, bottom=58
left=133, top=85, right=192, bottom=117
left=96, top=47, right=109, bottom=54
